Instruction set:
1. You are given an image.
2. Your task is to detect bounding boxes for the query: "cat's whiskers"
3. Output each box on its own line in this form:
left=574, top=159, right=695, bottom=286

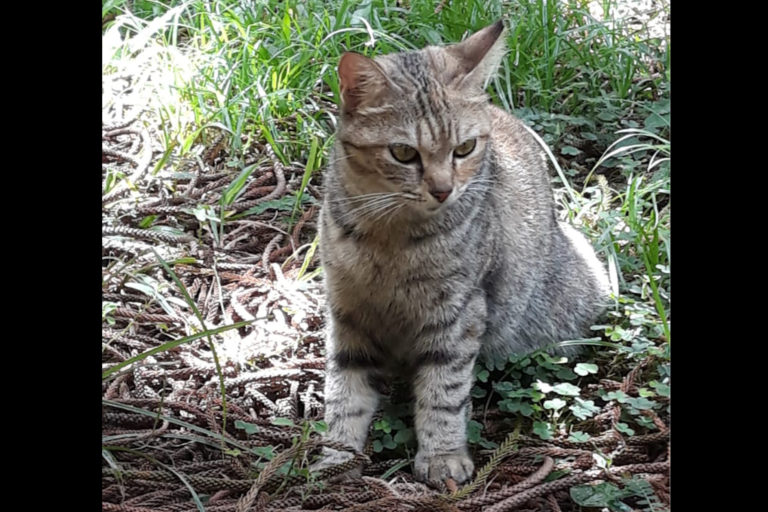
left=370, top=201, right=406, bottom=224
left=335, top=195, right=404, bottom=225
left=327, top=192, right=405, bottom=205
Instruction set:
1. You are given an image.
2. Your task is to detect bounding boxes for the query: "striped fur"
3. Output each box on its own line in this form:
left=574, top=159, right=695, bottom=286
left=317, top=21, right=610, bottom=485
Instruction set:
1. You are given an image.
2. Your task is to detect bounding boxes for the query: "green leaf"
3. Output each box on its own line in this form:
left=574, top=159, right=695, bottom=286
left=102, top=320, right=251, bottom=379
left=597, top=110, right=618, bottom=122
left=569, top=398, right=599, bottom=420
left=552, top=383, right=581, bottom=396
left=570, top=482, right=626, bottom=507
left=310, top=421, right=328, bottom=433
left=139, top=215, right=157, bottom=228
left=493, top=381, right=517, bottom=394
left=390, top=419, right=407, bottom=431
left=372, top=440, right=383, bottom=453
left=650, top=380, right=670, bottom=397
left=467, top=420, right=483, bottom=443
left=393, top=428, right=413, bottom=444
left=568, top=431, right=590, bottom=443
left=234, top=420, right=259, bottom=434
left=232, top=196, right=300, bottom=219
left=271, top=417, right=295, bottom=427
left=534, top=380, right=553, bottom=394
left=574, top=363, right=598, bottom=376
left=499, top=399, right=534, bottom=417
left=626, top=397, right=656, bottom=410
left=253, top=446, right=274, bottom=460
left=373, top=419, right=391, bottom=434
left=532, top=421, right=553, bottom=440
left=560, top=145, right=581, bottom=156
left=471, top=386, right=487, bottom=398
left=605, top=390, right=629, bottom=403
left=543, top=398, right=566, bottom=410
left=615, top=422, right=635, bottom=436
left=544, top=469, right=570, bottom=482
left=479, top=438, right=499, bottom=449
left=476, top=369, right=489, bottom=383
left=220, top=164, right=257, bottom=206
left=381, top=434, right=397, bottom=450
left=555, top=368, right=578, bottom=380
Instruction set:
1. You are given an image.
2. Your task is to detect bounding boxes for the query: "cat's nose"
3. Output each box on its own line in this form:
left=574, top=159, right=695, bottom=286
left=430, top=187, right=452, bottom=203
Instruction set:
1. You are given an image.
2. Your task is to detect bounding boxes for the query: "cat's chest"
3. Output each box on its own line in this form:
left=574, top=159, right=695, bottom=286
left=326, top=238, right=457, bottom=327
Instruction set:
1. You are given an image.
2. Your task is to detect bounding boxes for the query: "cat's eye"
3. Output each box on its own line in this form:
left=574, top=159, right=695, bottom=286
left=389, top=144, right=419, bottom=163
left=454, top=138, right=477, bottom=158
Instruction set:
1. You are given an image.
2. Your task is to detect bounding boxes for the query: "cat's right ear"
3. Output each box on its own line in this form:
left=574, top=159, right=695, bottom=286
left=338, top=52, right=393, bottom=113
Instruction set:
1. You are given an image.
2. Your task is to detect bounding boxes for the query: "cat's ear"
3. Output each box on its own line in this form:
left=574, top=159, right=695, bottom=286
left=445, top=20, right=507, bottom=91
left=338, top=52, right=395, bottom=112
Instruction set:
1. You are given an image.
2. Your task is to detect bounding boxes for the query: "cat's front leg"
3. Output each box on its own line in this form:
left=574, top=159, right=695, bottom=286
left=314, top=318, right=381, bottom=472
left=412, top=307, right=484, bottom=486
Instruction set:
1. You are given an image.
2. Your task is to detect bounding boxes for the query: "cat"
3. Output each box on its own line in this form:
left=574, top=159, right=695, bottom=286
left=316, top=20, right=610, bottom=486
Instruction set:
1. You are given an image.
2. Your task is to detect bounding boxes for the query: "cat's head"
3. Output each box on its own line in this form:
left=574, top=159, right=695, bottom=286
left=333, top=21, right=506, bottom=218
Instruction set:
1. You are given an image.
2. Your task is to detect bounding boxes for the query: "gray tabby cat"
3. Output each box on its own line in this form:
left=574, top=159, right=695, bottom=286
left=317, top=20, right=609, bottom=486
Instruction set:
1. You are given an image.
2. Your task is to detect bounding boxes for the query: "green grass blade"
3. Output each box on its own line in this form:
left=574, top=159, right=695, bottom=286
left=101, top=320, right=251, bottom=379
left=151, top=249, right=230, bottom=436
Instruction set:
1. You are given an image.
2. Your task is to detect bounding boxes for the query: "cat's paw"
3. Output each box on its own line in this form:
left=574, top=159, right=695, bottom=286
left=414, top=449, right=474, bottom=486
left=309, top=447, right=362, bottom=481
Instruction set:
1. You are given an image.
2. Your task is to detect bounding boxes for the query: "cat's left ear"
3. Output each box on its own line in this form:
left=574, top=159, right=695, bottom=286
left=445, top=20, right=507, bottom=91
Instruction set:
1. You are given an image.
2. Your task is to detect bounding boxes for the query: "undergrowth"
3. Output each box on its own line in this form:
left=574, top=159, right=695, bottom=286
left=103, top=1, right=670, bottom=510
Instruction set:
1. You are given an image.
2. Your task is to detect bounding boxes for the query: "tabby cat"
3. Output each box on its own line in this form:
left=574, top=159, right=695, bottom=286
left=317, top=20, right=610, bottom=486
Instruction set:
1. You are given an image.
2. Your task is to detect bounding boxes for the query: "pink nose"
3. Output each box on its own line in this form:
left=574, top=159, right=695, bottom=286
left=430, top=188, right=452, bottom=203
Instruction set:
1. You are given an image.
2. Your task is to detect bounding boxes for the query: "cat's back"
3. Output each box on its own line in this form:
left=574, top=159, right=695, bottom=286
left=488, top=105, right=552, bottom=199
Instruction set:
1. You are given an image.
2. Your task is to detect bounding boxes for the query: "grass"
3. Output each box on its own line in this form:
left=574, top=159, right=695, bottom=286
left=103, top=0, right=670, bottom=509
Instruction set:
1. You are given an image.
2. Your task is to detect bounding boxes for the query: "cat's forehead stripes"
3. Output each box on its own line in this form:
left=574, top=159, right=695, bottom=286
left=385, top=50, right=457, bottom=148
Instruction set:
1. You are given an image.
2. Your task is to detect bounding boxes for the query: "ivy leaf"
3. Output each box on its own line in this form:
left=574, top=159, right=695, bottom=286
left=533, top=421, right=553, bottom=440
left=638, top=387, right=656, bottom=398
left=493, top=381, right=517, bottom=394
left=471, top=386, right=487, bottom=398
left=555, top=368, right=578, bottom=380
left=615, top=422, right=635, bottom=436
left=372, top=440, right=383, bottom=453
left=390, top=419, right=407, bottom=431
left=574, top=363, right=598, bottom=376
left=499, top=399, right=534, bottom=417
left=467, top=420, right=483, bottom=444
left=568, top=431, right=590, bottom=443
left=381, top=434, right=397, bottom=450
left=649, top=380, right=670, bottom=397
left=605, top=390, right=629, bottom=403
left=552, top=383, right=581, bottom=396
left=570, top=398, right=599, bottom=420
left=271, top=417, right=295, bottom=427
left=393, top=428, right=413, bottom=444
left=534, top=380, right=553, bottom=394
left=626, top=397, right=656, bottom=410
left=476, top=369, right=490, bottom=383
left=543, top=398, right=566, bottom=410
left=373, top=419, right=391, bottom=434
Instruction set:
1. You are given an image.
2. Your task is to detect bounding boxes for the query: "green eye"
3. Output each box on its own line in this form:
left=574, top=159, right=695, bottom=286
left=454, top=138, right=476, bottom=157
left=389, top=144, right=419, bottom=163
